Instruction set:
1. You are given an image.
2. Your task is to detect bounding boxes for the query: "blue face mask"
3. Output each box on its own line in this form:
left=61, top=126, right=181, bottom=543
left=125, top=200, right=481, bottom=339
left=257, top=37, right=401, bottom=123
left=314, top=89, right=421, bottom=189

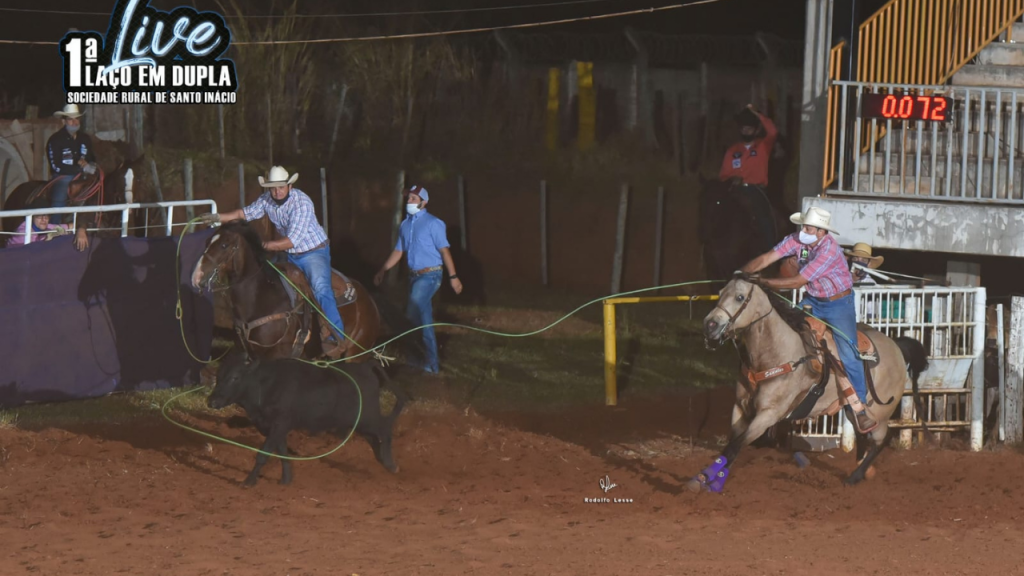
left=66, top=124, right=80, bottom=134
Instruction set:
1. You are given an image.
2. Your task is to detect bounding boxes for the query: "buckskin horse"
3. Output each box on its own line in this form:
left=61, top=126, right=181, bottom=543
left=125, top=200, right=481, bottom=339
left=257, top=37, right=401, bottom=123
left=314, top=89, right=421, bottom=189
left=693, top=274, right=927, bottom=491
left=698, top=177, right=788, bottom=281
left=190, top=221, right=382, bottom=362
left=1, top=155, right=144, bottom=248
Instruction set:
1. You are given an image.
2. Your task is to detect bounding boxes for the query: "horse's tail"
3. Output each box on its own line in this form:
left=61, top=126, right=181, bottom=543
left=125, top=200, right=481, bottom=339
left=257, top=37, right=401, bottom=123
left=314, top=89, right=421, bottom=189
left=369, top=290, right=429, bottom=366
left=894, top=336, right=930, bottom=436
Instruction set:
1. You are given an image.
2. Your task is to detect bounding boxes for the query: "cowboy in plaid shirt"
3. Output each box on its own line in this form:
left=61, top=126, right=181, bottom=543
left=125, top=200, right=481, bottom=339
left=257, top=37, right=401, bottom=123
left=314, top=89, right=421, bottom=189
left=199, top=166, right=347, bottom=350
left=741, top=207, right=877, bottom=434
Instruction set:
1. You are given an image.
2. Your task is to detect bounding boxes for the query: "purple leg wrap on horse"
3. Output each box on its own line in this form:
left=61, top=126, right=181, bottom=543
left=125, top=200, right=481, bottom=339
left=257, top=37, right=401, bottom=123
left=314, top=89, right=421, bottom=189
left=707, top=467, right=730, bottom=493
left=693, top=456, right=728, bottom=489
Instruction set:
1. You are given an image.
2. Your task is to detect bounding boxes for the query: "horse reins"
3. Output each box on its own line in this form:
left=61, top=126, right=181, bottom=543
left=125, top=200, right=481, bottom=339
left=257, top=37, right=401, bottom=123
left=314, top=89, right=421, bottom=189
left=709, top=282, right=774, bottom=343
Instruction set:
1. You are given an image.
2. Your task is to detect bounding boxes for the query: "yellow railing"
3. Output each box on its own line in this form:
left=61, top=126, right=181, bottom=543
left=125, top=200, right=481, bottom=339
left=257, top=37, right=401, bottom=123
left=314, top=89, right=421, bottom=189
left=602, top=295, right=719, bottom=406
left=858, top=0, right=1024, bottom=86
left=823, top=41, right=846, bottom=190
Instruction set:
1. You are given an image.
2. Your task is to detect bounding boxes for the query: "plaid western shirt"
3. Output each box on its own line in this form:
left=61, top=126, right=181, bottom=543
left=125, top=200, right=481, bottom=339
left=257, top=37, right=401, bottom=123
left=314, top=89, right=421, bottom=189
left=242, top=188, right=328, bottom=254
left=773, top=232, right=853, bottom=299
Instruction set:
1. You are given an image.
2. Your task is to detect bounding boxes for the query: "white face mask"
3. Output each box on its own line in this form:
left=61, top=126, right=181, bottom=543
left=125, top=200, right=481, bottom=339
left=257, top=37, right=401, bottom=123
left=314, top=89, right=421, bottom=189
left=798, top=231, right=818, bottom=245
left=406, top=203, right=421, bottom=215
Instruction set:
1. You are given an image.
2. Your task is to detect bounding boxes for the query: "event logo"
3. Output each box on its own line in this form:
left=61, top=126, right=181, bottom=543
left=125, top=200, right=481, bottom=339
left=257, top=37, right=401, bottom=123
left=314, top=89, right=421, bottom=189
left=59, top=0, right=238, bottom=105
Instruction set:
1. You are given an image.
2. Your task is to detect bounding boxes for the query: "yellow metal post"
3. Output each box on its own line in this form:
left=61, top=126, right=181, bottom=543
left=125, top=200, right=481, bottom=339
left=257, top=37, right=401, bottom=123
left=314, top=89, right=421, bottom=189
left=603, top=301, right=617, bottom=406
left=545, top=68, right=560, bottom=151
left=577, top=61, right=596, bottom=151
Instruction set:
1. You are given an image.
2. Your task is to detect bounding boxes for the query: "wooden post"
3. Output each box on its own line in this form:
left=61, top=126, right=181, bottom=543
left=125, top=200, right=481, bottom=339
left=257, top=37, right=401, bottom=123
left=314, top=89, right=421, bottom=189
left=457, top=175, right=467, bottom=251
left=183, top=158, right=194, bottom=222
left=237, top=163, right=245, bottom=209
left=132, top=103, right=144, bottom=157
left=1006, top=297, right=1024, bottom=444
left=320, top=167, right=329, bottom=239
left=540, top=180, right=548, bottom=286
left=611, top=183, right=629, bottom=294
left=998, top=303, right=1006, bottom=442
left=653, top=186, right=665, bottom=290
left=148, top=159, right=165, bottom=227
left=266, top=92, right=273, bottom=166
left=387, top=170, right=406, bottom=285
left=217, top=103, right=225, bottom=160
left=0, top=158, right=10, bottom=204
left=327, top=84, right=349, bottom=164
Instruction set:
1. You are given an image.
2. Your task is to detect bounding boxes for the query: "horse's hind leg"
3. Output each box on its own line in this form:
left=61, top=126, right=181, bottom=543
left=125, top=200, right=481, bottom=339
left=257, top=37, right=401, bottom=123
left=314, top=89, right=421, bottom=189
left=844, top=426, right=888, bottom=486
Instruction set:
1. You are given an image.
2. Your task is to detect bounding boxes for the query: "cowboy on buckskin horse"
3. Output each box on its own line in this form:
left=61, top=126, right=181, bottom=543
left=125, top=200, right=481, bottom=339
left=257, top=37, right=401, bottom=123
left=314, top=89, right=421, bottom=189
left=720, top=103, right=779, bottom=254
left=740, top=206, right=878, bottom=434
left=46, top=104, right=98, bottom=225
left=198, top=166, right=348, bottom=351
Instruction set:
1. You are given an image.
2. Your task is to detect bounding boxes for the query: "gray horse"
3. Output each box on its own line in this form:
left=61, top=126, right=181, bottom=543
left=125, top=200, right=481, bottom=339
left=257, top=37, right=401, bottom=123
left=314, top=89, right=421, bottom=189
left=694, top=275, right=926, bottom=491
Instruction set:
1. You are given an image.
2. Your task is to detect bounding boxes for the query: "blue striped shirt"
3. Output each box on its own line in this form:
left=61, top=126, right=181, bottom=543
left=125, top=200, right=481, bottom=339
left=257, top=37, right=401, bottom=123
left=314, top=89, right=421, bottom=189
left=242, top=188, right=327, bottom=254
left=395, top=210, right=449, bottom=271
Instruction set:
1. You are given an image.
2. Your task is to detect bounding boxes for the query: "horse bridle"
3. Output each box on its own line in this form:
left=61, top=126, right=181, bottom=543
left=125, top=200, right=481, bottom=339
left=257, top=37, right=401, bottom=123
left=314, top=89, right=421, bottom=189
left=200, top=237, right=266, bottom=293
left=706, top=281, right=775, bottom=349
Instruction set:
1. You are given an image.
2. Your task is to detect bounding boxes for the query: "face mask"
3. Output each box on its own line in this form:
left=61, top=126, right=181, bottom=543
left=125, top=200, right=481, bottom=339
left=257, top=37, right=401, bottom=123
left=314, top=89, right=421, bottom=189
left=740, top=132, right=755, bottom=142
left=798, top=231, right=818, bottom=245
left=66, top=124, right=80, bottom=134
left=272, top=192, right=290, bottom=206
left=406, top=203, right=420, bottom=215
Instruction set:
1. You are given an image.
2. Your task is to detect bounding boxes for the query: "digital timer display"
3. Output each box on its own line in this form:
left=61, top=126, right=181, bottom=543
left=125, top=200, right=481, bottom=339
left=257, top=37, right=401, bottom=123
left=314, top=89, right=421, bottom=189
left=860, top=93, right=952, bottom=122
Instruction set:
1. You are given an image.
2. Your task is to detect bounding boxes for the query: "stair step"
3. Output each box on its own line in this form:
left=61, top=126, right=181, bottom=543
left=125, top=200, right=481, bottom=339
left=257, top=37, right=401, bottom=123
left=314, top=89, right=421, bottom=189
left=952, top=65, right=1024, bottom=89
left=979, top=43, right=1024, bottom=66
left=852, top=173, right=1022, bottom=200
left=859, top=131, right=1018, bottom=157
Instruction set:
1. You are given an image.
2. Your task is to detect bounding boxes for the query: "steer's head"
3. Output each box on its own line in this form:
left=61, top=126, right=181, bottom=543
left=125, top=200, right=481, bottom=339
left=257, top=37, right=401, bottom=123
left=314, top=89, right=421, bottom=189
left=208, top=350, right=258, bottom=409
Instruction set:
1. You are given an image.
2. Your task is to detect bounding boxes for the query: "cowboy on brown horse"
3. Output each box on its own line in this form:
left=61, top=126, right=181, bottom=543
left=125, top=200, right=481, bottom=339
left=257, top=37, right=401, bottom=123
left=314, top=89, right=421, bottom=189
left=197, top=166, right=349, bottom=354
left=46, top=104, right=98, bottom=225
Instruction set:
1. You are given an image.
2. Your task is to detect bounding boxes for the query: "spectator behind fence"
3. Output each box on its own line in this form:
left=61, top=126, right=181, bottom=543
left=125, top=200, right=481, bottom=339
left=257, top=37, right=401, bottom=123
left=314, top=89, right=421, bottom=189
left=8, top=201, right=71, bottom=247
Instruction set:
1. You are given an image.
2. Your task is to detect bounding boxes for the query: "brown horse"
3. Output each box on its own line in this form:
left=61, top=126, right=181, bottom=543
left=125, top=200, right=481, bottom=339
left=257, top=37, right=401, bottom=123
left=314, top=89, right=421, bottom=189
left=1, top=155, right=145, bottom=247
left=189, top=221, right=382, bottom=362
left=694, top=275, right=925, bottom=490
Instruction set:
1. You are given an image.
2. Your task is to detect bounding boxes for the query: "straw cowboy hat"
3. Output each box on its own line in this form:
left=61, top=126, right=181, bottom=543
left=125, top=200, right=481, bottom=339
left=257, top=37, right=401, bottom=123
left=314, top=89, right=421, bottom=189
left=54, top=104, right=85, bottom=119
left=258, top=166, right=299, bottom=188
left=790, top=206, right=840, bottom=235
left=844, top=242, right=884, bottom=269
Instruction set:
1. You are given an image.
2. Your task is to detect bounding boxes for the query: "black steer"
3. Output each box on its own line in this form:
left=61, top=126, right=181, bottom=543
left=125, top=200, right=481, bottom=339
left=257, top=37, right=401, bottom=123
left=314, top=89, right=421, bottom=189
left=208, top=352, right=407, bottom=486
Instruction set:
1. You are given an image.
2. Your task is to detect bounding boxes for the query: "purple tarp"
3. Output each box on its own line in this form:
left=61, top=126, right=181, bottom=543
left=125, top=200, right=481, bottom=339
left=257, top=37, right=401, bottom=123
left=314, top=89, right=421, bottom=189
left=0, top=229, right=215, bottom=408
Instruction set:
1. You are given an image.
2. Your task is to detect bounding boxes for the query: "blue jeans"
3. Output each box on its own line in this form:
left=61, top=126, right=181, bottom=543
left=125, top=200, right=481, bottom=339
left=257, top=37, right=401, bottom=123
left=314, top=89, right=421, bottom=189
left=49, top=176, right=73, bottom=224
left=408, top=270, right=442, bottom=372
left=801, top=292, right=868, bottom=405
left=287, top=246, right=346, bottom=343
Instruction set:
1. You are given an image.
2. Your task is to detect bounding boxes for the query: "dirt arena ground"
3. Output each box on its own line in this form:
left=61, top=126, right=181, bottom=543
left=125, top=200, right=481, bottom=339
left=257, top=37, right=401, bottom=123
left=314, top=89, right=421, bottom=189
left=3, top=384, right=1024, bottom=576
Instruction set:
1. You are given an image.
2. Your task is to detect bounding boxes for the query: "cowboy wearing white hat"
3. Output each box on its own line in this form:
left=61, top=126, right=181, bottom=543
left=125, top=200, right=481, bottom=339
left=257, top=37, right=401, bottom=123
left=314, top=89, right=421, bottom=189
left=46, top=104, right=97, bottom=224
left=845, top=242, right=884, bottom=286
left=740, top=206, right=878, bottom=434
left=198, top=166, right=348, bottom=351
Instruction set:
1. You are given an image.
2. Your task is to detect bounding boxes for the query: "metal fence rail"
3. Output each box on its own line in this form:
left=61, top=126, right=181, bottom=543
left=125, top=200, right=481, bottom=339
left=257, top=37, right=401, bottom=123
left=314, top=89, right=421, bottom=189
left=0, top=200, right=218, bottom=245
left=789, top=285, right=987, bottom=452
left=830, top=81, right=1024, bottom=205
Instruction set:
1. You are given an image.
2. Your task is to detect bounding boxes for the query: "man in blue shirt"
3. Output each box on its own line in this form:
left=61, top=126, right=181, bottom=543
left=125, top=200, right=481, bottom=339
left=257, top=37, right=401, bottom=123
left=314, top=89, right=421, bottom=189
left=374, top=185, right=463, bottom=374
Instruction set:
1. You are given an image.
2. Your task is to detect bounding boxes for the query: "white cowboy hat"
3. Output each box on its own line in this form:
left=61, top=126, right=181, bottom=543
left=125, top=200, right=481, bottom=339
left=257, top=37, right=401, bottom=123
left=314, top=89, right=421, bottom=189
left=844, top=242, right=884, bottom=268
left=258, top=166, right=299, bottom=188
left=54, top=104, right=85, bottom=119
left=790, top=206, right=840, bottom=235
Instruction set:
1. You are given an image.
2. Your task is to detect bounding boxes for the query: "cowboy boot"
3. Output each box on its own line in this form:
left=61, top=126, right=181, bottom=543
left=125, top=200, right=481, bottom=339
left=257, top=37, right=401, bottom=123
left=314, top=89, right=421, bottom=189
left=853, top=409, right=878, bottom=434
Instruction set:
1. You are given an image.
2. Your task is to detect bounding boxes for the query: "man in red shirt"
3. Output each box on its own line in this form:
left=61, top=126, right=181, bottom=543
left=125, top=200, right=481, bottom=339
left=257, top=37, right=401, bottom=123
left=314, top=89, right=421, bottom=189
left=719, top=104, right=779, bottom=253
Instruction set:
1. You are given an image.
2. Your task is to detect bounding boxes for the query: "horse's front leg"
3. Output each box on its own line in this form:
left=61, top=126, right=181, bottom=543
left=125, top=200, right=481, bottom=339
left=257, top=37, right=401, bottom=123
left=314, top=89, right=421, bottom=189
left=687, top=407, right=788, bottom=493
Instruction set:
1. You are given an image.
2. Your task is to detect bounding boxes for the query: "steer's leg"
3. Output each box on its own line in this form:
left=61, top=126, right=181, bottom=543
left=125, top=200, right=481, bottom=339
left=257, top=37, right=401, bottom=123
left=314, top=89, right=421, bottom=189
left=244, top=435, right=275, bottom=487
left=276, top=434, right=294, bottom=486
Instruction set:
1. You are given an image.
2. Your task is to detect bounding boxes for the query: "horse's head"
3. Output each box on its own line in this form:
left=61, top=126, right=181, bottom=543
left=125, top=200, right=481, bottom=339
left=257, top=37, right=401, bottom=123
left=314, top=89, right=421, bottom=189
left=190, top=222, right=264, bottom=291
left=703, top=274, right=773, bottom=344
left=105, top=154, right=146, bottom=205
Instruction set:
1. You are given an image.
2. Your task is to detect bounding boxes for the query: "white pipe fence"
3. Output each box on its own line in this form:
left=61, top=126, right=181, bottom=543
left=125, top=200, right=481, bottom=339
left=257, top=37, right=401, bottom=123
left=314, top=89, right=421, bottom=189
left=0, top=200, right=218, bottom=245
left=787, top=285, right=987, bottom=452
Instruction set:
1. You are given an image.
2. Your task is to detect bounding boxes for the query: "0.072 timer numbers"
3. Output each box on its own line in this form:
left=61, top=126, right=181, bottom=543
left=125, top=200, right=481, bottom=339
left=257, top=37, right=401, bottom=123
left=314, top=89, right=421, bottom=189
left=860, top=93, right=952, bottom=122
